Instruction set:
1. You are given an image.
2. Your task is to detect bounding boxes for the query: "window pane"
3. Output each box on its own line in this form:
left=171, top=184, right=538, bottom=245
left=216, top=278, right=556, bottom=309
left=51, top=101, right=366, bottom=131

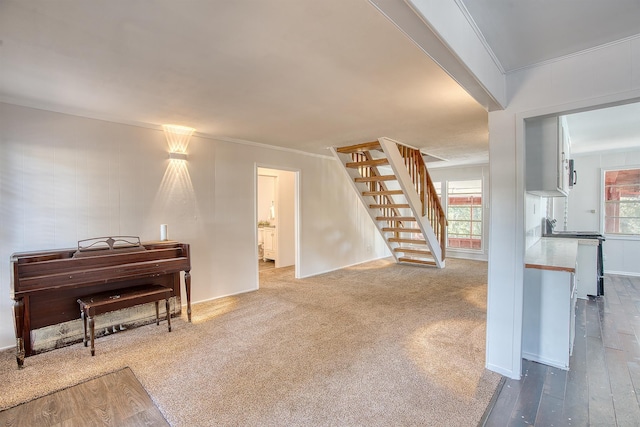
left=615, top=218, right=640, bottom=234
left=604, top=169, right=640, bottom=235
left=448, top=220, right=470, bottom=236
left=472, top=206, right=482, bottom=221
left=448, top=206, right=471, bottom=221
left=472, top=222, right=482, bottom=236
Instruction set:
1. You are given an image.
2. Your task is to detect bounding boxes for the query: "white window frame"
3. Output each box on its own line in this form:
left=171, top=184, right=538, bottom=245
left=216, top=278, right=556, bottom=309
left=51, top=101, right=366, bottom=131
left=433, top=179, right=484, bottom=252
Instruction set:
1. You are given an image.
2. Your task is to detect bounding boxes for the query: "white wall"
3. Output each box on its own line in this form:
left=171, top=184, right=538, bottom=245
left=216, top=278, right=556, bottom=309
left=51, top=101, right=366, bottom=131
left=0, top=102, right=388, bottom=350
left=565, top=150, right=640, bottom=276
left=429, top=164, right=490, bottom=261
left=487, top=37, right=640, bottom=379
left=525, top=193, right=547, bottom=250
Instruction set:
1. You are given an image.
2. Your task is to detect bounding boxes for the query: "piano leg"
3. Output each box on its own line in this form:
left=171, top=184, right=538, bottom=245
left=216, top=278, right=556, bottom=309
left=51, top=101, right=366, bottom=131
left=155, top=301, right=160, bottom=326
left=89, top=316, right=95, bottom=356
left=166, top=298, right=172, bottom=332
left=81, top=311, right=88, bottom=347
left=13, top=299, right=25, bottom=368
left=185, top=270, right=192, bottom=322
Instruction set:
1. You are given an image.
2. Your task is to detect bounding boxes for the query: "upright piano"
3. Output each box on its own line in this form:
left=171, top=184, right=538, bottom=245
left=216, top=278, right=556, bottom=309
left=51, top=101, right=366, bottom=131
left=10, top=237, right=191, bottom=367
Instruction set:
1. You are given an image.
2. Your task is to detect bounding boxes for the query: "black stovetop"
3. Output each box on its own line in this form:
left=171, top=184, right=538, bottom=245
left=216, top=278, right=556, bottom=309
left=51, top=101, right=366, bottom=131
left=543, top=231, right=604, bottom=239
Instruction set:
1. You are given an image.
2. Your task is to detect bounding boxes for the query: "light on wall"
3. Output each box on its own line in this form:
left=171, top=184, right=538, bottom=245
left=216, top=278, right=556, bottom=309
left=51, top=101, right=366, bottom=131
left=163, top=124, right=195, bottom=160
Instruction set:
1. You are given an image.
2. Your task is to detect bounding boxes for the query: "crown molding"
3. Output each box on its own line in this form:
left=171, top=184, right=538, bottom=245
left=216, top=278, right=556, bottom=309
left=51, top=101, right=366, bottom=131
left=0, top=98, right=334, bottom=160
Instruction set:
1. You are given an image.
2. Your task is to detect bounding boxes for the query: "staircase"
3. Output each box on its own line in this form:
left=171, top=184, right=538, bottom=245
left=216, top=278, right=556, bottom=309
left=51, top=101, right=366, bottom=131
left=330, top=138, right=447, bottom=268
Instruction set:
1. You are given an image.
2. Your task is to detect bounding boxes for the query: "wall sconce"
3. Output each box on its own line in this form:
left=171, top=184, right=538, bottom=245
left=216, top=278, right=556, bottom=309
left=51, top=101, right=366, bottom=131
left=168, top=152, right=188, bottom=161
left=163, top=124, right=195, bottom=160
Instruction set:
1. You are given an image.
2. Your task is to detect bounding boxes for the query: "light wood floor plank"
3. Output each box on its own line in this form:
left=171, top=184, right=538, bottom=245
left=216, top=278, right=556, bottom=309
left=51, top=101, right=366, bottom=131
left=0, top=368, right=168, bottom=427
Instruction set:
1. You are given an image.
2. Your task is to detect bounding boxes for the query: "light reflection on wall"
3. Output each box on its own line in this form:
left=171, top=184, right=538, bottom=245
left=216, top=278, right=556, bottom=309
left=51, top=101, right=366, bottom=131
left=152, top=124, right=200, bottom=224
left=154, top=157, right=198, bottom=217
left=162, top=124, right=195, bottom=154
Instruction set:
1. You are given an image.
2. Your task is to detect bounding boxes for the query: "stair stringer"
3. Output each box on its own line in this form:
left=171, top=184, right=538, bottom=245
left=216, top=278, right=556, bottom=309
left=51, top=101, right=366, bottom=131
left=378, top=137, right=445, bottom=268
left=329, top=146, right=402, bottom=263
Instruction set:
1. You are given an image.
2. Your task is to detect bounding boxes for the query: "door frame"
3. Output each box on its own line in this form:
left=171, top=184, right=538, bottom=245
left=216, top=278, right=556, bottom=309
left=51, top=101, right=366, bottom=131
left=254, top=164, right=301, bottom=283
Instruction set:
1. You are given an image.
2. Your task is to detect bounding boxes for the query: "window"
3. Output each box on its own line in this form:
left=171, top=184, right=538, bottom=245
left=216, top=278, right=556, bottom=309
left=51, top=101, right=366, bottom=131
left=430, top=179, right=483, bottom=250
left=446, top=180, right=482, bottom=250
left=604, top=168, right=640, bottom=235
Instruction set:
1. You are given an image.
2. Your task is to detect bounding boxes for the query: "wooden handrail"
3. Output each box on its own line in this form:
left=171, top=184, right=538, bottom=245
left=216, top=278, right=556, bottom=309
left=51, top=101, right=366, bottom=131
left=351, top=152, right=400, bottom=221
left=394, top=143, right=447, bottom=260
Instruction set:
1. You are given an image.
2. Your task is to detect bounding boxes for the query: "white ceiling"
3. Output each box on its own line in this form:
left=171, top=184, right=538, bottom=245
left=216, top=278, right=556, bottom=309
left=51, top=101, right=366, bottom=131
left=565, top=102, right=640, bottom=155
left=1, top=1, right=640, bottom=163
left=0, top=0, right=488, bottom=164
left=458, top=0, right=640, bottom=72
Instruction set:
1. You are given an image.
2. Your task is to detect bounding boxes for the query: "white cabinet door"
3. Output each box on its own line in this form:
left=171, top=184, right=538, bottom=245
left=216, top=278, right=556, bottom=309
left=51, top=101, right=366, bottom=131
left=525, top=116, right=568, bottom=197
left=263, top=227, right=277, bottom=261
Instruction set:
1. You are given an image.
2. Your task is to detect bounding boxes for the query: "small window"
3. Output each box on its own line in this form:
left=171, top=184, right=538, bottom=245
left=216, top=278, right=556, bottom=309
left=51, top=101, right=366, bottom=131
left=604, top=168, right=640, bottom=235
left=446, top=180, right=482, bottom=250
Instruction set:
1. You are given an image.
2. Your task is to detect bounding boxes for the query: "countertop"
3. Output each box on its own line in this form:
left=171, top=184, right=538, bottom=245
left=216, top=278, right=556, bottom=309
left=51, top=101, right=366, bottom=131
left=525, top=237, right=578, bottom=272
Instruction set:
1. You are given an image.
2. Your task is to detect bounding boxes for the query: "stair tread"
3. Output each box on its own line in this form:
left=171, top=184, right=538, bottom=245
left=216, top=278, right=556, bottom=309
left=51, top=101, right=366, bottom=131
left=336, top=141, right=382, bottom=154
left=362, top=190, right=403, bottom=196
left=355, top=175, right=396, bottom=182
left=346, top=158, right=389, bottom=168
left=393, top=247, right=432, bottom=255
left=370, top=204, right=410, bottom=209
left=388, top=237, right=427, bottom=245
left=382, top=227, right=422, bottom=233
left=376, top=216, right=416, bottom=221
left=398, top=257, right=437, bottom=266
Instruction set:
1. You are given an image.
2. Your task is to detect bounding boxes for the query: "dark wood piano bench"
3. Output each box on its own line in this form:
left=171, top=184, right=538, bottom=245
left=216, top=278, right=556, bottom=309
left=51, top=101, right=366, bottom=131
left=77, top=284, right=173, bottom=356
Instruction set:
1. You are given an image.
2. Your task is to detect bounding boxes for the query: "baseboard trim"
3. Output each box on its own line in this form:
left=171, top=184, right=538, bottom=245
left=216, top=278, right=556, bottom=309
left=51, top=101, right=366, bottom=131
left=522, top=352, right=568, bottom=371
left=606, top=270, right=640, bottom=277
left=298, top=255, right=390, bottom=279
left=486, top=362, right=519, bottom=379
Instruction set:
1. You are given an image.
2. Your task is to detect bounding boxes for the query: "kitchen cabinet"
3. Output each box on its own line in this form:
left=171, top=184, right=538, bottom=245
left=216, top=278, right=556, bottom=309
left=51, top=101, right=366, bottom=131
left=523, top=267, right=576, bottom=369
left=263, top=226, right=277, bottom=262
left=523, top=238, right=578, bottom=370
left=525, top=116, right=571, bottom=197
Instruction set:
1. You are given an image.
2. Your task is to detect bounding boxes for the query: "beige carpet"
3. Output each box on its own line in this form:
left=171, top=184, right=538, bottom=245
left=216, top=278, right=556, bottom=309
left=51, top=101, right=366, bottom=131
left=0, top=257, right=501, bottom=426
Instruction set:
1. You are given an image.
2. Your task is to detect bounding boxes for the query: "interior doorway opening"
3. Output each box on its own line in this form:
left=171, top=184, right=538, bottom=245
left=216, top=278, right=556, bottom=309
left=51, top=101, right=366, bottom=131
left=256, top=166, right=299, bottom=281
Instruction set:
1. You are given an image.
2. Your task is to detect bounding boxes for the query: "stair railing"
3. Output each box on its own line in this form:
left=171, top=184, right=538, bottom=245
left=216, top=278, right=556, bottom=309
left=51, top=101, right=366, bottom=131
left=395, top=144, right=448, bottom=259
left=351, top=152, right=404, bottom=239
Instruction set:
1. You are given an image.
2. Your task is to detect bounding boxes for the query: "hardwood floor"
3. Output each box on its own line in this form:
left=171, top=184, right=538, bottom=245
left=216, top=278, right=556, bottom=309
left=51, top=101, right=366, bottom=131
left=483, top=274, right=640, bottom=426
left=0, top=367, right=168, bottom=427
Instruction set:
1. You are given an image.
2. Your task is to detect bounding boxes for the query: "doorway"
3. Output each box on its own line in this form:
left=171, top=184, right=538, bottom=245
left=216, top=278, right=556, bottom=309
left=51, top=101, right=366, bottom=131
left=256, top=166, right=299, bottom=280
